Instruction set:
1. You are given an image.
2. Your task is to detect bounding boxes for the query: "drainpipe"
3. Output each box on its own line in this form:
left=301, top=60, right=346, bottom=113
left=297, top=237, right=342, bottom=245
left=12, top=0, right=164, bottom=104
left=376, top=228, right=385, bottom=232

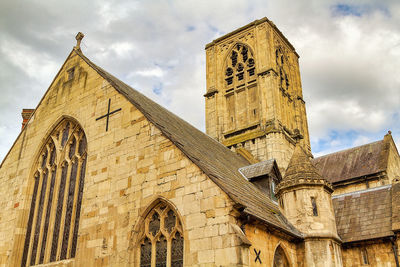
left=390, top=236, right=400, bottom=267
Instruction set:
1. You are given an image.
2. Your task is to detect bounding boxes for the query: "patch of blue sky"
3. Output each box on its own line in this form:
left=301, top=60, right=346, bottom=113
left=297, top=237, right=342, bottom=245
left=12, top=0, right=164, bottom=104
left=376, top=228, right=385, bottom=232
left=208, top=24, right=219, bottom=33
left=152, top=82, right=163, bottom=95
left=331, top=3, right=390, bottom=17
left=186, top=25, right=195, bottom=32
left=332, top=4, right=363, bottom=17
left=312, top=129, right=389, bottom=156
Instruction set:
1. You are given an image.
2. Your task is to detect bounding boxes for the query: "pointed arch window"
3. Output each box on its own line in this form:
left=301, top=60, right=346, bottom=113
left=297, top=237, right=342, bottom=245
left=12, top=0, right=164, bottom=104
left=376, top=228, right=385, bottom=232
left=21, top=119, right=87, bottom=266
left=138, top=202, right=183, bottom=267
left=224, top=43, right=259, bottom=131
left=273, top=245, right=290, bottom=267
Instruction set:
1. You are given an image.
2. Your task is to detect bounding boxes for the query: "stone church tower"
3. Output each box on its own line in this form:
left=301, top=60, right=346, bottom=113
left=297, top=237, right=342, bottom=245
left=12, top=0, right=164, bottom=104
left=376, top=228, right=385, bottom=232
left=204, top=18, right=310, bottom=171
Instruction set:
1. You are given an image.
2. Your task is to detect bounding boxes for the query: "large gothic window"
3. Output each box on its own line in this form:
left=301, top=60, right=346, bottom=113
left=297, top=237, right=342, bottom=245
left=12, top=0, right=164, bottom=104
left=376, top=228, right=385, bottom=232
left=21, top=119, right=87, bottom=266
left=224, top=43, right=259, bottom=131
left=273, top=245, right=290, bottom=267
left=139, top=201, right=183, bottom=267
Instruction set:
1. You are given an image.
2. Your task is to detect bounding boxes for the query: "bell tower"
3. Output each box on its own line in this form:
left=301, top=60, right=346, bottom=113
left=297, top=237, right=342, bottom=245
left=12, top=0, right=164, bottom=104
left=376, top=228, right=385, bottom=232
left=204, top=18, right=310, bottom=171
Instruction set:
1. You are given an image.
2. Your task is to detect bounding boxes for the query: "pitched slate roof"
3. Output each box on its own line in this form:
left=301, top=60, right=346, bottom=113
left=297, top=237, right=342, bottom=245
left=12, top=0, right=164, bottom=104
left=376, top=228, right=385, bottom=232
left=312, top=140, right=388, bottom=184
left=75, top=50, right=303, bottom=239
left=332, top=185, right=393, bottom=243
left=238, top=159, right=278, bottom=180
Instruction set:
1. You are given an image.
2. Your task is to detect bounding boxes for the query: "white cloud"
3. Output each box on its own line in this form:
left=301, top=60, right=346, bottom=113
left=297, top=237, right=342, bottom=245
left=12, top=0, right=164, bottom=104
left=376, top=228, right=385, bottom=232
left=110, top=42, right=136, bottom=57
left=132, top=66, right=165, bottom=78
left=0, top=38, right=58, bottom=83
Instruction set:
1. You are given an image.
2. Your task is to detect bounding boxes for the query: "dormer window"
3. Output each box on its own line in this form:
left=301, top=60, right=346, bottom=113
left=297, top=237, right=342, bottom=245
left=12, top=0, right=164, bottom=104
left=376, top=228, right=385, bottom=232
left=238, top=160, right=282, bottom=203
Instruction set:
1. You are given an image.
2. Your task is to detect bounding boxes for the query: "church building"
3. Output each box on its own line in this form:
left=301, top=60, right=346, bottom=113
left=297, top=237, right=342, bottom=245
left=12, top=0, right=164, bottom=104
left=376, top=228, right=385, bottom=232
left=0, top=17, right=400, bottom=267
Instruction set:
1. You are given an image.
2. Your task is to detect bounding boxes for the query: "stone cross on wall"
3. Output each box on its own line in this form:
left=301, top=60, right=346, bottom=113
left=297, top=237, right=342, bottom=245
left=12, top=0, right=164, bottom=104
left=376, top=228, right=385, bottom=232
left=75, top=32, right=84, bottom=50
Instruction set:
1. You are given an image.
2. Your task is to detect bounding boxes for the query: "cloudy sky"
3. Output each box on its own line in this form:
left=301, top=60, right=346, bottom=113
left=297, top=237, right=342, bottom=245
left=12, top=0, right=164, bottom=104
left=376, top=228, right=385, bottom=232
left=0, top=0, right=399, bottom=161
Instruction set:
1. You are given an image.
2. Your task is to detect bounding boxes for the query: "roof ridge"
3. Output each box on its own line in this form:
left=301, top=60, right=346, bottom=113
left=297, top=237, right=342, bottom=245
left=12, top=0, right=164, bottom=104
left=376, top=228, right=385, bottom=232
left=238, top=159, right=275, bottom=170
left=332, top=184, right=392, bottom=199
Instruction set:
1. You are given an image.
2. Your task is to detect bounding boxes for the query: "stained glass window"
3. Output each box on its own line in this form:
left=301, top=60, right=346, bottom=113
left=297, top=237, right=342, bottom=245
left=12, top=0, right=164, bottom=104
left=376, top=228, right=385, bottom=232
left=171, top=232, right=184, bottom=267
left=140, top=238, right=152, bottom=267
left=21, top=119, right=87, bottom=266
left=139, top=201, right=183, bottom=267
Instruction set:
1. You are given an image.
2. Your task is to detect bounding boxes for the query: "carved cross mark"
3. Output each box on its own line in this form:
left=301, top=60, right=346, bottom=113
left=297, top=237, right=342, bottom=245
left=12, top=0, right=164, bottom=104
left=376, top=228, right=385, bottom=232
left=254, top=248, right=262, bottom=263
left=96, top=99, right=121, bottom=132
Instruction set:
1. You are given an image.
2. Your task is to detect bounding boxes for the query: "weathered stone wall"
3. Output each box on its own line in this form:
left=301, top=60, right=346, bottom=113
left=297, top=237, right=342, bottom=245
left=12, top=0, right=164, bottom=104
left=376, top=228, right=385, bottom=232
left=386, top=136, right=400, bottom=183
left=304, top=239, right=343, bottom=267
left=342, top=240, right=399, bottom=267
left=392, top=181, right=400, bottom=231
left=332, top=178, right=386, bottom=196
left=244, top=223, right=298, bottom=267
left=0, top=50, right=248, bottom=266
left=280, top=186, right=338, bottom=238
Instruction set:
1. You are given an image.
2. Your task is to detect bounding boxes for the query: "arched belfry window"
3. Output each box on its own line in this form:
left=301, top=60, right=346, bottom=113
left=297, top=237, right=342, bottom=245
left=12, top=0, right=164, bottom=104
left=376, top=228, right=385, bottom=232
left=273, top=245, right=290, bottom=267
left=275, top=47, right=290, bottom=91
left=21, top=119, right=87, bottom=266
left=138, top=201, right=183, bottom=267
left=224, top=43, right=259, bottom=131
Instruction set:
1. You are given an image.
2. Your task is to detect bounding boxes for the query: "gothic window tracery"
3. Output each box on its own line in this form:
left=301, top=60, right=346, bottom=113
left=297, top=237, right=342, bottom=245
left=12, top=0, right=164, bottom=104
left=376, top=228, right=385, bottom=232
left=139, top=202, right=183, bottom=267
left=21, top=119, right=87, bottom=266
left=224, top=43, right=259, bottom=131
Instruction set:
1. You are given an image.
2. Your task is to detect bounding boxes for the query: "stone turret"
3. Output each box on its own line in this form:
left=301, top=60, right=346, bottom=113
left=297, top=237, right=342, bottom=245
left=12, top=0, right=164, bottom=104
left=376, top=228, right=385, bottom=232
left=276, top=144, right=343, bottom=267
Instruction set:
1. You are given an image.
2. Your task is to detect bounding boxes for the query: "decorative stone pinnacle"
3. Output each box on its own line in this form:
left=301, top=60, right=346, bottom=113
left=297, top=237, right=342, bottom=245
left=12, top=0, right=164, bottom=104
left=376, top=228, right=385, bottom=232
left=75, top=32, right=84, bottom=50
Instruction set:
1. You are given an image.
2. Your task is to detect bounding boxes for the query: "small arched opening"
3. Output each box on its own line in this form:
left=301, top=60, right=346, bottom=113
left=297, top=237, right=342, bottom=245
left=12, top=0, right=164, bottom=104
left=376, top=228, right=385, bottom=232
left=273, top=245, right=290, bottom=267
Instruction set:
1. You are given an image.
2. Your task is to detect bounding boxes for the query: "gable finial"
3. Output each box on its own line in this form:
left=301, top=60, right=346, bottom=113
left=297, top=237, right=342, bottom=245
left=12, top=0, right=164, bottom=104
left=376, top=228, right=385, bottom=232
left=75, top=32, right=85, bottom=50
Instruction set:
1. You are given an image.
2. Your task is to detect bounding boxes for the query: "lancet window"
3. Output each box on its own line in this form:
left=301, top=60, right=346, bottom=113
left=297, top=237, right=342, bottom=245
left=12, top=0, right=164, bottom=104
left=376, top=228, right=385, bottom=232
left=21, top=119, right=87, bottom=266
left=311, top=197, right=318, bottom=216
left=224, top=43, right=259, bottom=131
left=139, top=201, right=183, bottom=267
left=275, top=47, right=290, bottom=91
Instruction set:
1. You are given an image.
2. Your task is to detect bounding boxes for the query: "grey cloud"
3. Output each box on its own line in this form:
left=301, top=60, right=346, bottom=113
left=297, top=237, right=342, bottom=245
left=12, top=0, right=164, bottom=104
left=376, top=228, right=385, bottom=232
left=0, top=0, right=399, bottom=161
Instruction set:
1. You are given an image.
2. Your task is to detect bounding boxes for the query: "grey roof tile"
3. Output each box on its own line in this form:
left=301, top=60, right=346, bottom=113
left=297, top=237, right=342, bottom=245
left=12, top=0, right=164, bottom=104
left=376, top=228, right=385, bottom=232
left=332, top=186, right=393, bottom=243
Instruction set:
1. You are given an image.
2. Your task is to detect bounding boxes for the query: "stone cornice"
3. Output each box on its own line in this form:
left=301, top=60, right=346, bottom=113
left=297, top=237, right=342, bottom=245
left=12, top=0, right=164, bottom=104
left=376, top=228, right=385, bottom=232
left=276, top=177, right=334, bottom=197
